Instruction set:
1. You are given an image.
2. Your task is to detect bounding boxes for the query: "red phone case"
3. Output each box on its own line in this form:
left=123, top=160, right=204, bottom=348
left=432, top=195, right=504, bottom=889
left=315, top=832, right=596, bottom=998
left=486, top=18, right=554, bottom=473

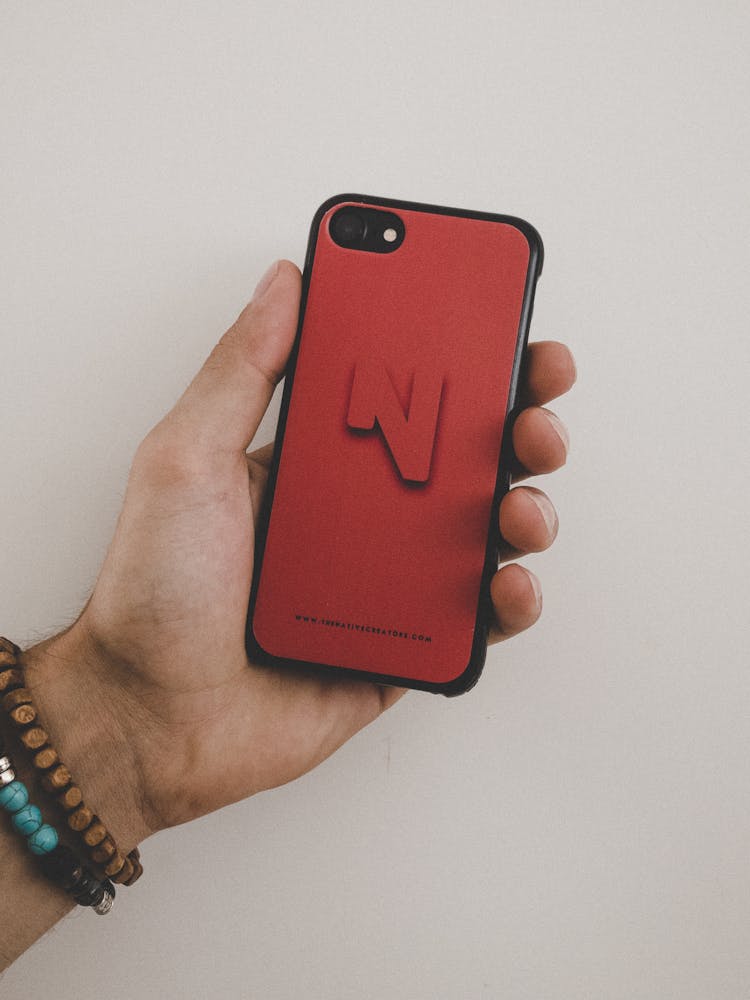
left=247, top=194, right=543, bottom=695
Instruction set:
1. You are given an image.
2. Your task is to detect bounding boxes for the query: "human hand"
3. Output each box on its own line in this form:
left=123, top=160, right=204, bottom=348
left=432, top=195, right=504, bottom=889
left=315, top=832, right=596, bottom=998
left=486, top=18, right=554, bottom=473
left=23, top=260, right=575, bottom=851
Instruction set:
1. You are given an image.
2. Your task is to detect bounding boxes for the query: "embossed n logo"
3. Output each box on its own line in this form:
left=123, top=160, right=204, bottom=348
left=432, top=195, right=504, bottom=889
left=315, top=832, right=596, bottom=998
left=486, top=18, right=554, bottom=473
left=347, top=358, right=444, bottom=483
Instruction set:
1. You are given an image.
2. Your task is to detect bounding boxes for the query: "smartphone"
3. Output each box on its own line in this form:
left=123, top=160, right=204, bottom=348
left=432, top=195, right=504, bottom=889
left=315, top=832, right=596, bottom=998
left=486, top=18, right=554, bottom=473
left=246, top=194, right=543, bottom=696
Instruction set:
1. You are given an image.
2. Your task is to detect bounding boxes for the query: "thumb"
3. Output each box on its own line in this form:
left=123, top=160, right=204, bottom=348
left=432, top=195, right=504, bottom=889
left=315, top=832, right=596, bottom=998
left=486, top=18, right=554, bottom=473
left=167, top=259, right=301, bottom=454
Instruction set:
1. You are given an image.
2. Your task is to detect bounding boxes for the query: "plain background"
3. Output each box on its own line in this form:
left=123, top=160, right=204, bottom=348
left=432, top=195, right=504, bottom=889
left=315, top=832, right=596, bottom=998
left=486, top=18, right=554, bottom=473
left=2, top=3, right=748, bottom=998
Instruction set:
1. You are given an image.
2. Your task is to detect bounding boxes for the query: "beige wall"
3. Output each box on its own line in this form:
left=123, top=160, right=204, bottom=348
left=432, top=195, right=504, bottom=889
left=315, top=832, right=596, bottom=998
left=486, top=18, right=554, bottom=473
left=2, top=2, right=748, bottom=997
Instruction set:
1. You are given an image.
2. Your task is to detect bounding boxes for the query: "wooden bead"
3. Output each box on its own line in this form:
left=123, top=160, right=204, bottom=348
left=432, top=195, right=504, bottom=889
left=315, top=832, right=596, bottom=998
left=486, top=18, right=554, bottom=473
left=82, top=818, right=107, bottom=846
left=33, top=746, right=59, bottom=770
left=90, top=836, right=116, bottom=863
left=103, top=850, right=126, bottom=878
left=20, top=726, right=48, bottom=750
left=40, top=763, right=72, bottom=792
left=37, top=844, right=83, bottom=891
left=0, top=638, right=21, bottom=656
left=123, top=858, right=143, bottom=886
left=0, top=669, right=24, bottom=693
left=57, top=785, right=83, bottom=811
left=2, top=687, right=32, bottom=711
left=0, top=651, right=17, bottom=668
left=67, top=805, right=94, bottom=831
left=9, top=703, right=36, bottom=726
left=110, top=855, right=134, bottom=884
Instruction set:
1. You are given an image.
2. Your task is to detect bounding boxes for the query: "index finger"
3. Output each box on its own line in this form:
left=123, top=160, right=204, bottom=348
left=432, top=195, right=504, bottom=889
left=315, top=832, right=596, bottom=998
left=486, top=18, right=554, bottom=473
left=518, top=341, right=577, bottom=407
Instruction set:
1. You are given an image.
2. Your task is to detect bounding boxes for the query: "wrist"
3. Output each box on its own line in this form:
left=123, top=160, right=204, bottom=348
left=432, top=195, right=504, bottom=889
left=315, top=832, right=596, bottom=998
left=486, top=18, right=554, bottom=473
left=18, top=625, right=153, bottom=854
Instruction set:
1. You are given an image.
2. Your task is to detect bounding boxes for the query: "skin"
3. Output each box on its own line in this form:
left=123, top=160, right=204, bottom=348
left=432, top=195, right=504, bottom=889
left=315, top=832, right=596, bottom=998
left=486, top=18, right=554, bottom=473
left=0, top=260, right=574, bottom=969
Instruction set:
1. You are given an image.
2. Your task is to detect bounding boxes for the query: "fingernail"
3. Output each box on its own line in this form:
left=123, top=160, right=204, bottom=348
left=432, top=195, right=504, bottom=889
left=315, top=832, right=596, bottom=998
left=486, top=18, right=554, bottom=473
left=528, top=491, right=558, bottom=539
left=546, top=409, right=570, bottom=454
left=252, top=261, right=280, bottom=301
left=528, top=569, right=543, bottom=612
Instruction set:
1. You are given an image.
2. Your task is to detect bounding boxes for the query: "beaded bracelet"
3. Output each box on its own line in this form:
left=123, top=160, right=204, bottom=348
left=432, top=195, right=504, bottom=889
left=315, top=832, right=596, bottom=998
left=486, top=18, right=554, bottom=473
left=0, top=746, right=116, bottom=914
left=0, top=637, right=142, bottom=886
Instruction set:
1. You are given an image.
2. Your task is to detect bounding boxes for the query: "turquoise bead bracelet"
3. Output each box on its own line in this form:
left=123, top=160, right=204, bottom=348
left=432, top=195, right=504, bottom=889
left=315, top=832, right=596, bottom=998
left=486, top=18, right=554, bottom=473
left=0, top=776, right=59, bottom=855
left=0, top=750, right=115, bottom=913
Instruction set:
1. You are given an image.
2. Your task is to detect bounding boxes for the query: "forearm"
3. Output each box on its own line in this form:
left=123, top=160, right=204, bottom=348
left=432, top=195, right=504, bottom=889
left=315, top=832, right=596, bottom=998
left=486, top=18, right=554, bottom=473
left=0, top=630, right=150, bottom=971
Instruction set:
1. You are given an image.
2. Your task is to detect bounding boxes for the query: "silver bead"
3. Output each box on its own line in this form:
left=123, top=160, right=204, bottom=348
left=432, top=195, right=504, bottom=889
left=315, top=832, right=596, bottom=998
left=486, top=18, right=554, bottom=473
left=93, top=889, right=115, bottom=916
left=0, top=756, right=12, bottom=772
left=0, top=767, right=16, bottom=786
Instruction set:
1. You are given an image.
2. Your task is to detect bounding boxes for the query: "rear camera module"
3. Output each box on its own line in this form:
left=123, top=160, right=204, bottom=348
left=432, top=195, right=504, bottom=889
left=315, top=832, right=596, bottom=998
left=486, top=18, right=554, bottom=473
left=331, top=210, right=367, bottom=244
left=329, top=206, right=405, bottom=254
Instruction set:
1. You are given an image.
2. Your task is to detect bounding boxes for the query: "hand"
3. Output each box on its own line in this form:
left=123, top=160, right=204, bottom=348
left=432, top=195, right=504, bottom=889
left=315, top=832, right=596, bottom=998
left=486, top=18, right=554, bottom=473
left=23, top=260, right=575, bottom=850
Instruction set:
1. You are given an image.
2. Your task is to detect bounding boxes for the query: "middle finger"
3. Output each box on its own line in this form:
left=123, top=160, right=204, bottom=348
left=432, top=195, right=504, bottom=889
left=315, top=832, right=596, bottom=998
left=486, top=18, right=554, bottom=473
left=511, top=406, right=569, bottom=482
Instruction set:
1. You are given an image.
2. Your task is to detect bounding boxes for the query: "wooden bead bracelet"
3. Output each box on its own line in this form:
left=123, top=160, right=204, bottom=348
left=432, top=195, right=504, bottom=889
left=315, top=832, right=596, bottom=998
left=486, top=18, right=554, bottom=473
left=1, top=743, right=116, bottom=913
left=0, top=637, right=142, bottom=887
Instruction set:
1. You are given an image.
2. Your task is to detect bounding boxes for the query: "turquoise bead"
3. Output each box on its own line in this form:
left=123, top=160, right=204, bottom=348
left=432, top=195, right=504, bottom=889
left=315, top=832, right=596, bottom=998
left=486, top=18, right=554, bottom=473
left=11, top=803, right=43, bottom=836
left=0, top=780, right=29, bottom=813
left=27, top=823, right=59, bottom=855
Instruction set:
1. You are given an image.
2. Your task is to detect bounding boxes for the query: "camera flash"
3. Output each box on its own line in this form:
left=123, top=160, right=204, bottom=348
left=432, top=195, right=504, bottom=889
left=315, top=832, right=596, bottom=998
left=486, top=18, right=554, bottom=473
left=383, top=228, right=398, bottom=243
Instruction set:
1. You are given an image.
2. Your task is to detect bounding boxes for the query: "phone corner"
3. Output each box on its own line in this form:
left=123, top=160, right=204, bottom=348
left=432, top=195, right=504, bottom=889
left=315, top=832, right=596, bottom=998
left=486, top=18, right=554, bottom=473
left=507, top=216, right=545, bottom=276
left=432, top=642, right=488, bottom=698
left=244, top=614, right=276, bottom=667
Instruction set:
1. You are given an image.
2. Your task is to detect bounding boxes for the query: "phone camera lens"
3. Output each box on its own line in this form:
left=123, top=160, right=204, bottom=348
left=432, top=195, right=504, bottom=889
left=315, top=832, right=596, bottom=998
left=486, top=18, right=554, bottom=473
left=331, top=210, right=366, bottom=244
